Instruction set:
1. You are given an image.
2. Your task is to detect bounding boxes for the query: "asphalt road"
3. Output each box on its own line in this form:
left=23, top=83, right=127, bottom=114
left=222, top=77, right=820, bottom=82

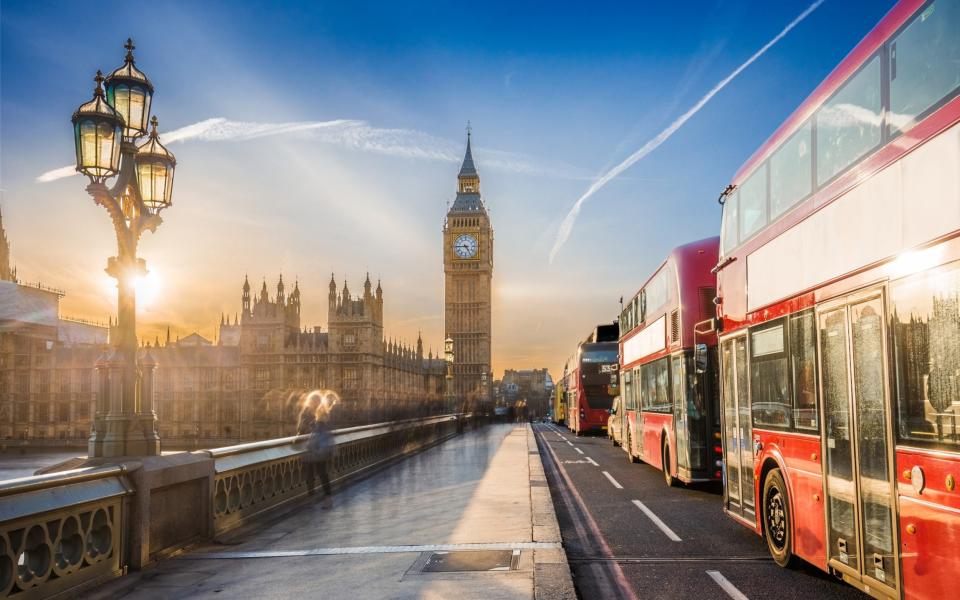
left=533, top=423, right=867, bottom=600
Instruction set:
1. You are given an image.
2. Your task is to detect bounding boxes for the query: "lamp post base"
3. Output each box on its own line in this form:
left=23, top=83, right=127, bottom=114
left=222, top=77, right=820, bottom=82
left=89, top=414, right=160, bottom=458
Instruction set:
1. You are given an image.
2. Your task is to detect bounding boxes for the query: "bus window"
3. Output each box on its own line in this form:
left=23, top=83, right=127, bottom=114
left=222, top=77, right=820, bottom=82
left=889, top=0, right=960, bottom=134
left=721, top=190, right=739, bottom=254
left=890, top=260, right=960, bottom=451
left=769, top=121, right=812, bottom=220
left=624, top=369, right=636, bottom=411
left=816, top=55, right=882, bottom=185
left=738, top=163, right=768, bottom=241
left=750, top=320, right=790, bottom=429
left=789, top=310, right=819, bottom=430
left=641, top=358, right=671, bottom=412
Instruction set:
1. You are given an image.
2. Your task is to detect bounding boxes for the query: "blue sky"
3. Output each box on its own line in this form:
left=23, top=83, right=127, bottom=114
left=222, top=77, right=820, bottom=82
left=0, top=0, right=895, bottom=373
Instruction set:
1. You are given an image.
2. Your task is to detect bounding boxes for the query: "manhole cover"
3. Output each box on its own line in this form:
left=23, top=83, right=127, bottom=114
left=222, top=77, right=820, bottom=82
left=421, top=550, right=518, bottom=572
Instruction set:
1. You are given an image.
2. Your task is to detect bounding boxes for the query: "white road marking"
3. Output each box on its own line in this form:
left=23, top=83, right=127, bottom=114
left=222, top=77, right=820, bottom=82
left=602, top=471, right=623, bottom=489
left=566, top=440, right=574, bottom=447
left=575, top=447, right=584, bottom=455
left=631, top=500, right=682, bottom=542
left=585, top=457, right=599, bottom=466
left=706, top=570, right=750, bottom=600
left=185, top=541, right=562, bottom=559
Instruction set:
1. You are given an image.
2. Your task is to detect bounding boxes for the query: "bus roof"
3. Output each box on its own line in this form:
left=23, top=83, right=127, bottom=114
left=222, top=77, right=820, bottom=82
left=624, top=237, right=719, bottom=305
left=731, top=0, right=920, bottom=186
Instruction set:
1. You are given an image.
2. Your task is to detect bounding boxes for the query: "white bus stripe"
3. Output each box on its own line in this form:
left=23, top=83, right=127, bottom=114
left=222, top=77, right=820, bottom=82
left=631, top=500, right=681, bottom=541
left=706, top=570, right=749, bottom=600
left=602, top=471, right=623, bottom=489
left=585, top=457, right=599, bottom=466
left=575, top=447, right=584, bottom=455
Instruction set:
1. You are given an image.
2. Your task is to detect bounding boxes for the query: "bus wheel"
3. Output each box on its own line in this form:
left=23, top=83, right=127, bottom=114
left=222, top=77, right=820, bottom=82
left=762, top=468, right=795, bottom=568
left=662, top=442, right=675, bottom=487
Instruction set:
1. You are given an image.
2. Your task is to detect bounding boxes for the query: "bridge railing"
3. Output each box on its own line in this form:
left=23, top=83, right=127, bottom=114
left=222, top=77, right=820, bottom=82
left=208, top=414, right=463, bottom=535
left=0, top=465, right=132, bottom=599
left=0, top=414, right=471, bottom=599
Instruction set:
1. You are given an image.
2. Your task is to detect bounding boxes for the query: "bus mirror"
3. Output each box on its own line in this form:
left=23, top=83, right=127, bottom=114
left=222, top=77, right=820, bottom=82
left=694, top=343, right=708, bottom=374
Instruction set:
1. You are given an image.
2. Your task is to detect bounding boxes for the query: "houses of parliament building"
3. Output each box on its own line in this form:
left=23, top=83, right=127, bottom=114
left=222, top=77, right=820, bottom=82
left=0, top=134, right=492, bottom=444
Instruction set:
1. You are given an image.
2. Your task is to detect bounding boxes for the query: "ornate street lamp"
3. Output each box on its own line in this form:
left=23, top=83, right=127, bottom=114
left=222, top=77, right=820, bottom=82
left=444, top=337, right=454, bottom=414
left=71, top=71, right=123, bottom=181
left=71, top=39, right=177, bottom=458
left=104, top=39, right=154, bottom=138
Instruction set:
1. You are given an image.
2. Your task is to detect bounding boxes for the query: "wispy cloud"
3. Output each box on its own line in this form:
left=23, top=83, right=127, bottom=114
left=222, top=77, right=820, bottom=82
left=37, top=117, right=584, bottom=183
left=548, top=0, right=826, bottom=264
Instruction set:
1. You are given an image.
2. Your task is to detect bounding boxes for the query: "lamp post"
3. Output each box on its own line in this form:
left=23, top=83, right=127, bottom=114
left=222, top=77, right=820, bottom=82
left=444, top=337, right=454, bottom=414
left=72, top=39, right=176, bottom=458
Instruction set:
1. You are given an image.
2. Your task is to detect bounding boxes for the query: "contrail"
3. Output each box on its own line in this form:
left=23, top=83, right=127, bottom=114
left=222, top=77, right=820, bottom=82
left=549, top=0, right=826, bottom=264
left=37, top=117, right=587, bottom=183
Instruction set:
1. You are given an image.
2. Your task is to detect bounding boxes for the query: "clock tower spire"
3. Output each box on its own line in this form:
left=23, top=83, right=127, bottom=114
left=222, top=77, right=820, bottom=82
left=443, top=125, right=493, bottom=409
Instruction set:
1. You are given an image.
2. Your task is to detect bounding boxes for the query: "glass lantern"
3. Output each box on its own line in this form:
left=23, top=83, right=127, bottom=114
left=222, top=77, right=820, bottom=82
left=71, top=71, right=124, bottom=181
left=104, top=39, right=154, bottom=138
left=135, top=116, right=176, bottom=211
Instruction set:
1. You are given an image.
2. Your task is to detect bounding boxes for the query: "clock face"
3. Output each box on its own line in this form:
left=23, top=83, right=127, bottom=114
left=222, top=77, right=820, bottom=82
left=454, top=234, right=478, bottom=259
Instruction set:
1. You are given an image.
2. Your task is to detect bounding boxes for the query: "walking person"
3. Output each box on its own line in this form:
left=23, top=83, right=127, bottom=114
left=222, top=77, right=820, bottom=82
left=299, top=390, right=336, bottom=508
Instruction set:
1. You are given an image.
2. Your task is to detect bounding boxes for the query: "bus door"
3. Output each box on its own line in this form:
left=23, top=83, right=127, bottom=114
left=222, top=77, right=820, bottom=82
left=721, top=335, right=755, bottom=520
left=817, top=290, right=898, bottom=597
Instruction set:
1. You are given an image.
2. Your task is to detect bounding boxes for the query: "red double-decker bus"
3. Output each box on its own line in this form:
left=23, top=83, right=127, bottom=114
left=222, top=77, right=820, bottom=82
left=715, top=1, right=960, bottom=597
left=563, top=324, right=619, bottom=435
left=618, top=237, right=722, bottom=485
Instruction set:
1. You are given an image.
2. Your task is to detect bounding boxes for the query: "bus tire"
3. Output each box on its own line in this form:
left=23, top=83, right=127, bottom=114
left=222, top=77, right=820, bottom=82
left=662, top=442, right=676, bottom=487
left=762, top=468, right=795, bottom=568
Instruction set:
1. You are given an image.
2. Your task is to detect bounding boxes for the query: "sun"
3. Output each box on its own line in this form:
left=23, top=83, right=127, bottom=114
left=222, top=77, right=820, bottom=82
left=100, top=268, right=163, bottom=311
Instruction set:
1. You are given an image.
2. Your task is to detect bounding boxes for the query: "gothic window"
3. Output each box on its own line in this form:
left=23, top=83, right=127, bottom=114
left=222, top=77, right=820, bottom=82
left=58, top=371, right=71, bottom=393
left=254, top=367, right=271, bottom=390
left=344, top=368, right=358, bottom=389
left=202, top=368, right=218, bottom=390
left=36, top=371, right=50, bottom=394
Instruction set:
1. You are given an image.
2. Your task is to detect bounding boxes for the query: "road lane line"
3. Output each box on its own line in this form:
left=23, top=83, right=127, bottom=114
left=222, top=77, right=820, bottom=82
left=536, top=430, right=639, bottom=600
left=631, top=500, right=681, bottom=541
left=602, top=471, right=623, bottom=489
left=575, top=447, right=584, bottom=455
left=566, top=440, right=574, bottom=447
left=185, top=541, right=562, bottom=559
left=585, top=457, right=599, bottom=466
left=706, top=570, right=750, bottom=600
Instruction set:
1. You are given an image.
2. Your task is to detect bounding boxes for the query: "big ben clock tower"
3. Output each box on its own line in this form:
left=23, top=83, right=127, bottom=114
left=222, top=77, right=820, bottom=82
left=444, top=128, right=493, bottom=405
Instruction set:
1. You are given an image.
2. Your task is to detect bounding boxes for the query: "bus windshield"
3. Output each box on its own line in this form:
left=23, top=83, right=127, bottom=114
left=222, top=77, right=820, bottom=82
left=581, top=348, right=618, bottom=363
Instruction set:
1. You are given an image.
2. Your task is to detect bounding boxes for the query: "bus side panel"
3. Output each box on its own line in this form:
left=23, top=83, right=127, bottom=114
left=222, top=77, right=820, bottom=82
left=641, top=412, right=673, bottom=469
left=774, top=432, right=827, bottom=570
left=897, top=448, right=960, bottom=600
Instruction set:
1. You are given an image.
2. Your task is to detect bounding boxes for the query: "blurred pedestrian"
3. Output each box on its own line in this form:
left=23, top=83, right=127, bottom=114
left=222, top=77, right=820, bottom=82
left=300, top=390, right=337, bottom=509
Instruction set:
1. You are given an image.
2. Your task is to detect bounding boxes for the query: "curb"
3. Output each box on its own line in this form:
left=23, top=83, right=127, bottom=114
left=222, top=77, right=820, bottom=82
left=527, top=424, right=577, bottom=600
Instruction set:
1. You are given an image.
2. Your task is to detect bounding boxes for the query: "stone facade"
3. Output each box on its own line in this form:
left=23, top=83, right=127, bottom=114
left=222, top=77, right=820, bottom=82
left=494, top=368, right=554, bottom=418
left=0, top=273, right=446, bottom=444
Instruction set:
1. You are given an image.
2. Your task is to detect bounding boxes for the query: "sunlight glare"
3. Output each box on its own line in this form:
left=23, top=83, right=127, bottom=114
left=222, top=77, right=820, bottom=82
left=100, top=268, right=163, bottom=311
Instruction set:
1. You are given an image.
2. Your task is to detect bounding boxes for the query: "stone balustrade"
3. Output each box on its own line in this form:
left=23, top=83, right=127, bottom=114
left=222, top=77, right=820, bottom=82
left=208, top=414, right=463, bottom=534
left=0, top=414, right=470, bottom=599
left=0, top=465, right=131, bottom=599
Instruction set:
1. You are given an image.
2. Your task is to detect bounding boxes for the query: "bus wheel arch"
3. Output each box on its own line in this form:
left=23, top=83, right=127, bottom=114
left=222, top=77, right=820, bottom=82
left=760, top=461, right=796, bottom=568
